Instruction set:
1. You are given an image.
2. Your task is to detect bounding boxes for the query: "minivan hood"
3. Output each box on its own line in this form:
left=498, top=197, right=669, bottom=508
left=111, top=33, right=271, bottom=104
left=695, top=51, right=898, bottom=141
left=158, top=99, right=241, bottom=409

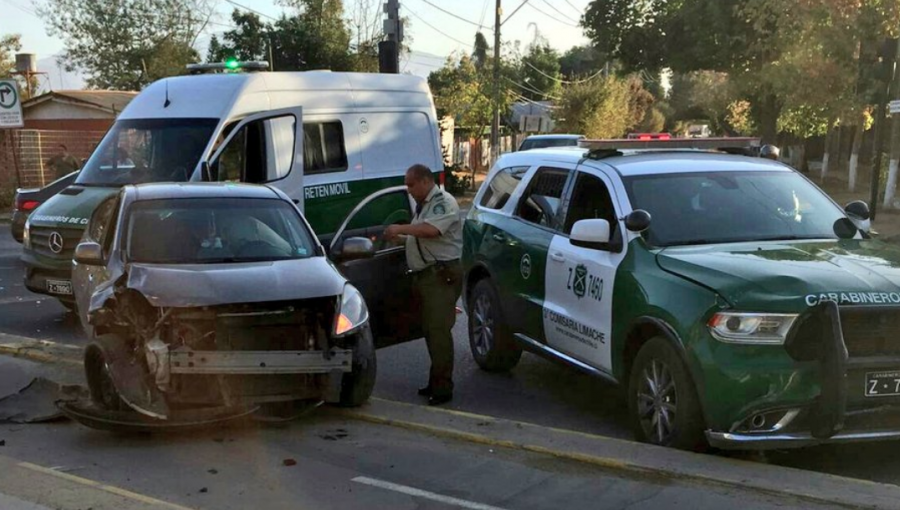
left=656, top=240, right=900, bottom=311
left=27, top=186, right=117, bottom=229
left=90, top=257, right=346, bottom=311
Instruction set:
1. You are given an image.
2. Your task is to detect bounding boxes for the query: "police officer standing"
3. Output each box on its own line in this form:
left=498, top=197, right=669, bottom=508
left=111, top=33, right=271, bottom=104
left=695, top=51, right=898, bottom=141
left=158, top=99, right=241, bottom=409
left=385, top=164, right=463, bottom=406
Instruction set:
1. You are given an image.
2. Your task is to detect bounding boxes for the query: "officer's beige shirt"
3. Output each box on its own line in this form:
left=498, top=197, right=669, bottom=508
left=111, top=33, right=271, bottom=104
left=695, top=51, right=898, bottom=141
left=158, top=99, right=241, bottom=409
left=406, top=185, right=462, bottom=271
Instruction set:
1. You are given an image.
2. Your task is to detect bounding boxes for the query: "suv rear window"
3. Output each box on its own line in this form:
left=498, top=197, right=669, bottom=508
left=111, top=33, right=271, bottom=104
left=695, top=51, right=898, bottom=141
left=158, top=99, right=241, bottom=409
left=479, top=166, right=529, bottom=210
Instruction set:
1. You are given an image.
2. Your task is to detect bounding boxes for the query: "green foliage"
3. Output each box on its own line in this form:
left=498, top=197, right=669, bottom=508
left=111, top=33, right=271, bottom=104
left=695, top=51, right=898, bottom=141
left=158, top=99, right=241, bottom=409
left=443, top=164, right=473, bottom=196
left=428, top=52, right=512, bottom=139
left=519, top=44, right=561, bottom=101
left=638, top=107, right=666, bottom=133
left=0, top=34, right=20, bottom=78
left=667, top=71, right=736, bottom=135
left=558, top=45, right=607, bottom=79
left=554, top=75, right=654, bottom=138
left=725, top=100, right=756, bottom=136
left=207, top=10, right=271, bottom=63
left=38, top=0, right=207, bottom=90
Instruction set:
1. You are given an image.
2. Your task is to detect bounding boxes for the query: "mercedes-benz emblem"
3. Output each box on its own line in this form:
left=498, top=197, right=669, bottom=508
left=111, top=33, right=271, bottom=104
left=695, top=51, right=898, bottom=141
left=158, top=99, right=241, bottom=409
left=48, top=232, right=64, bottom=254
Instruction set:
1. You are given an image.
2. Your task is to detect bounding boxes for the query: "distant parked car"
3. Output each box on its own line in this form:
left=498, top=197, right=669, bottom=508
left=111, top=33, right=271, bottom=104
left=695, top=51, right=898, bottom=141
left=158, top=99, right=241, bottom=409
left=10, top=171, right=79, bottom=243
left=518, top=134, right=584, bottom=151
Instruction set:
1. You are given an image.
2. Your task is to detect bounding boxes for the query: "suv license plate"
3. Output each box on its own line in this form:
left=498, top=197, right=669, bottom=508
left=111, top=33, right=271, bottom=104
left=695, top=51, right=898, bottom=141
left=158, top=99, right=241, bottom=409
left=865, top=371, right=900, bottom=397
left=46, top=279, right=73, bottom=296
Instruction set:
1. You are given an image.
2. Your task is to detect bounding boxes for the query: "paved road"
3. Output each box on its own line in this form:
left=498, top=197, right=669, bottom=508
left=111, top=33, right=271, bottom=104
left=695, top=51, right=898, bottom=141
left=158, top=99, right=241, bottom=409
left=4, top=224, right=900, bottom=491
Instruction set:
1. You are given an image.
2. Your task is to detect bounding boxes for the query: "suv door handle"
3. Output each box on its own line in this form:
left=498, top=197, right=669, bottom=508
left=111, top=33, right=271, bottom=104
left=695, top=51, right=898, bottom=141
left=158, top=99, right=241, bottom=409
left=492, top=234, right=506, bottom=242
left=550, top=252, right=566, bottom=262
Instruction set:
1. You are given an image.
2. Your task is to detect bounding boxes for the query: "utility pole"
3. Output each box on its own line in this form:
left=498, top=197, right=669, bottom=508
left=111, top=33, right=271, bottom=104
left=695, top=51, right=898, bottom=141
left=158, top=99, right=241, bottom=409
left=379, top=0, right=402, bottom=73
left=490, top=0, right=501, bottom=166
left=884, top=37, right=900, bottom=210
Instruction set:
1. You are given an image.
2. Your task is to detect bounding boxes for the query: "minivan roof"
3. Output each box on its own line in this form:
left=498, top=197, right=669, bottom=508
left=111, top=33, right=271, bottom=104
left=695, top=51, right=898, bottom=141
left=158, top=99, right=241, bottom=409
left=120, top=72, right=435, bottom=121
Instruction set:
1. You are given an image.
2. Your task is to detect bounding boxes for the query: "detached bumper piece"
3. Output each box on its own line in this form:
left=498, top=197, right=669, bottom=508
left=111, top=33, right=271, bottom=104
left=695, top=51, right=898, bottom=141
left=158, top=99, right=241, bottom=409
left=712, top=302, right=900, bottom=450
left=57, top=400, right=259, bottom=433
left=169, top=348, right=353, bottom=375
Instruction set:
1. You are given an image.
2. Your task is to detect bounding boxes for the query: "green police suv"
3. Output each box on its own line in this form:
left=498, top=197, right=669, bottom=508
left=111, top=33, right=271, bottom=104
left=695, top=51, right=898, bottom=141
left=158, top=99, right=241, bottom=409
left=462, top=138, right=900, bottom=450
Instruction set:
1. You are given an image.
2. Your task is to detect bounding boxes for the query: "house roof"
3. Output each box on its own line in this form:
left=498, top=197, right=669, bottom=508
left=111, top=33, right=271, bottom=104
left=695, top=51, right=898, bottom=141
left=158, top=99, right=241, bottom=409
left=23, top=90, right=138, bottom=115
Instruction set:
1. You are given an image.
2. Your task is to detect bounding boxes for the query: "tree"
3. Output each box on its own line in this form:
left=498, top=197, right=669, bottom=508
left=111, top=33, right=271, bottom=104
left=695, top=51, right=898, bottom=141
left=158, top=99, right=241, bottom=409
left=666, top=71, right=736, bottom=135
left=38, top=0, right=211, bottom=90
left=554, top=75, right=654, bottom=138
left=206, top=10, right=271, bottom=63
left=271, top=0, right=353, bottom=71
left=518, top=43, right=561, bottom=102
left=558, top=45, right=606, bottom=78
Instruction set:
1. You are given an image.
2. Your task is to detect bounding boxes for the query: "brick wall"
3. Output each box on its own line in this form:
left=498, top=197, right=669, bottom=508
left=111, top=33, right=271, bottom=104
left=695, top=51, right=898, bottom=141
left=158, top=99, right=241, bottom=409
left=0, top=129, right=105, bottom=190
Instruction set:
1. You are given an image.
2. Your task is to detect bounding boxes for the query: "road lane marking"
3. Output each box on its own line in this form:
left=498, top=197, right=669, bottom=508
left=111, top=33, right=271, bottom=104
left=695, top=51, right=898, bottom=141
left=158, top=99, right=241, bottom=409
left=19, top=462, right=197, bottom=510
left=352, top=476, right=509, bottom=510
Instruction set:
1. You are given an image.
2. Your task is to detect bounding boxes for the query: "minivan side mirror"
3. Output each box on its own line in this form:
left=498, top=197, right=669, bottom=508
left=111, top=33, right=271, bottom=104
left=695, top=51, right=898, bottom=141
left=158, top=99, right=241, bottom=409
left=74, top=241, right=103, bottom=266
left=331, top=237, right=375, bottom=262
left=570, top=219, right=611, bottom=250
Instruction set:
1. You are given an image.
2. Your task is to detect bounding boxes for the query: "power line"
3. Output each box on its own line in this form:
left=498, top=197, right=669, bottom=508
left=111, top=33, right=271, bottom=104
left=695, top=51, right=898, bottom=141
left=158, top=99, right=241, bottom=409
left=501, top=0, right=530, bottom=26
left=504, top=76, right=561, bottom=101
left=222, top=0, right=278, bottom=21
left=417, top=0, right=491, bottom=31
left=523, top=60, right=605, bottom=84
left=2, top=0, right=37, bottom=17
left=524, top=2, right=579, bottom=27
left=509, top=90, right=559, bottom=109
left=405, top=5, right=474, bottom=48
left=538, top=0, right=579, bottom=23
left=479, top=0, right=490, bottom=28
left=563, top=0, right=584, bottom=17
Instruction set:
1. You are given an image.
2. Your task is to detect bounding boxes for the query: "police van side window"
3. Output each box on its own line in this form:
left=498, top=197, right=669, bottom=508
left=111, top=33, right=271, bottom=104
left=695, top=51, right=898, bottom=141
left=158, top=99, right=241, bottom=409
left=563, top=172, right=618, bottom=236
left=304, top=122, right=348, bottom=174
left=515, top=168, right=568, bottom=229
left=479, top=166, right=529, bottom=210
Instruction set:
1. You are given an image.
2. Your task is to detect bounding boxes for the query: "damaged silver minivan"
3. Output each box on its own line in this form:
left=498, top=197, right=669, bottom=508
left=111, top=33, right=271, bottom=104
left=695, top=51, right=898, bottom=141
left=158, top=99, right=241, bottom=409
left=64, top=182, right=421, bottom=429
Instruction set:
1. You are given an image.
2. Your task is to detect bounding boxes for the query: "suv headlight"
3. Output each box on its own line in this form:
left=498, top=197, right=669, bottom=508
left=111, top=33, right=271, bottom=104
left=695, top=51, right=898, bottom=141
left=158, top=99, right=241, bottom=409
left=333, top=284, right=369, bottom=337
left=708, top=312, right=797, bottom=344
left=22, top=219, right=31, bottom=249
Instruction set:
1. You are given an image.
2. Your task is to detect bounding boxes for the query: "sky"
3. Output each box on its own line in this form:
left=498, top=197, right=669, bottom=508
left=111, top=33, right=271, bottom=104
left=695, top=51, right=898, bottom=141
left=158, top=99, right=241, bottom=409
left=0, top=0, right=592, bottom=91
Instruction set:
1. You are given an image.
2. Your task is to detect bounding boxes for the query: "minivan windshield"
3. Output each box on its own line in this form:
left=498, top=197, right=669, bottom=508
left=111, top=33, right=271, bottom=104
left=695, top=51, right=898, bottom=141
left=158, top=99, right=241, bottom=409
left=76, top=118, right=218, bottom=186
left=126, top=198, right=316, bottom=264
left=624, top=171, right=847, bottom=247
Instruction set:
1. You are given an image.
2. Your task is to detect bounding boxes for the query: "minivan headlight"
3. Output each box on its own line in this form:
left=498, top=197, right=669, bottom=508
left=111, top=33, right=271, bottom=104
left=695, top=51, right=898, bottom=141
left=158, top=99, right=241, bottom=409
left=708, top=312, right=797, bottom=344
left=333, top=284, right=369, bottom=337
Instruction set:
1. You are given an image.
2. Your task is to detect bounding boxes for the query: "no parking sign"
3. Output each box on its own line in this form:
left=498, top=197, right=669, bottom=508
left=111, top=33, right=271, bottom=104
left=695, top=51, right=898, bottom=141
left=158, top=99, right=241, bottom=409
left=0, top=79, right=24, bottom=128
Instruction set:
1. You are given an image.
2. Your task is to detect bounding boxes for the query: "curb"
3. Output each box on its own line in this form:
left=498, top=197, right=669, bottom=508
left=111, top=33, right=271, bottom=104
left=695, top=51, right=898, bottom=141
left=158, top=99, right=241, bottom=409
left=332, top=398, right=900, bottom=510
left=0, top=333, right=82, bottom=366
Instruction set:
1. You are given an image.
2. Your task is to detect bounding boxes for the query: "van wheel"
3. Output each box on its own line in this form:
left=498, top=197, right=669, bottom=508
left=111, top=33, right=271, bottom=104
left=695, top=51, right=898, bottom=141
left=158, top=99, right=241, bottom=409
left=628, top=337, right=706, bottom=451
left=468, top=279, right=522, bottom=372
left=338, top=326, right=377, bottom=407
left=85, top=346, right=126, bottom=412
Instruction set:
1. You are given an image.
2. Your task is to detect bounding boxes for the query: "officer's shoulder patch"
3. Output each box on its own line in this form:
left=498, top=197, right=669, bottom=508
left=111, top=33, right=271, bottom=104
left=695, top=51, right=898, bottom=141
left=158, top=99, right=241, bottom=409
left=433, top=203, right=446, bottom=215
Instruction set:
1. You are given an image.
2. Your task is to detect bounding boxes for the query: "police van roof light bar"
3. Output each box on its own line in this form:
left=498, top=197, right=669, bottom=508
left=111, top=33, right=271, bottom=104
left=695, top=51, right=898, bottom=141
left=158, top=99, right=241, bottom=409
left=186, top=61, right=270, bottom=74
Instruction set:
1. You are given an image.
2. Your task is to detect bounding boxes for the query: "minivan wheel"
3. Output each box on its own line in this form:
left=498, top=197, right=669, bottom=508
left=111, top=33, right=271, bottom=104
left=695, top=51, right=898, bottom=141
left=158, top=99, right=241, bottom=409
left=338, top=325, right=377, bottom=407
left=628, top=337, right=705, bottom=451
left=468, top=279, right=522, bottom=372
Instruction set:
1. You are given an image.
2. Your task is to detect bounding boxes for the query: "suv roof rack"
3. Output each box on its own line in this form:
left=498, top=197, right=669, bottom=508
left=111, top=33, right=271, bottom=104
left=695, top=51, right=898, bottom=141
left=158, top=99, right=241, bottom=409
left=580, top=137, right=761, bottom=159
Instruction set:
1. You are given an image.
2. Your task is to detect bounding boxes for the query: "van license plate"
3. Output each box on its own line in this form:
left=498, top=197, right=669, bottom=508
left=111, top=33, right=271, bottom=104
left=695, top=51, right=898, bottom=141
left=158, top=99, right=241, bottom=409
left=46, top=280, right=73, bottom=295
left=865, top=371, right=900, bottom=397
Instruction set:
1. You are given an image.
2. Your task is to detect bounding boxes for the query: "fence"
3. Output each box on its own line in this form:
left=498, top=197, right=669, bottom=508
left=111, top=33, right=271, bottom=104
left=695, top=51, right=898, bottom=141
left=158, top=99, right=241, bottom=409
left=449, top=133, right=517, bottom=170
left=0, top=129, right=105, bottom=190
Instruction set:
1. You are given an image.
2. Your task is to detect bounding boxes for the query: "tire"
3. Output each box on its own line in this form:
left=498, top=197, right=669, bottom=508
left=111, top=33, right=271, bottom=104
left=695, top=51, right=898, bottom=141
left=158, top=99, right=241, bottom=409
left=468, top=279, right=522, bottom=372
left=84, top=345, right=126, bottom=412
left=628, top=337, right=706, bottom=451
left=338, top=326, right=377, bottom=407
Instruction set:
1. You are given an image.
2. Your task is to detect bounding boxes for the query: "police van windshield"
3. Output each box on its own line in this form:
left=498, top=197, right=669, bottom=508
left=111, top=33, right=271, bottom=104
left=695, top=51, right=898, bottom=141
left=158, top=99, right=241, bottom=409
left=76, top=118, right=217, bottom=186
left=624, top=171, right=847, bottom=247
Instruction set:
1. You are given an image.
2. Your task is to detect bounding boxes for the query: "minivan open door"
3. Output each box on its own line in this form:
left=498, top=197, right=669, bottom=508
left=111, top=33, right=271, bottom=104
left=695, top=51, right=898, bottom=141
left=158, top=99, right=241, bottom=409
left=204, top=107, right=305, bottom=211
left=329, top=186, right=422, bottom=348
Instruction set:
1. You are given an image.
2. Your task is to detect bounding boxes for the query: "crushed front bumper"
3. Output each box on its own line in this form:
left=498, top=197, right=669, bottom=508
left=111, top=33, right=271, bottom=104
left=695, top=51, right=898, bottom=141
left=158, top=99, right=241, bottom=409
left=168, top=348, right=353, bottom=375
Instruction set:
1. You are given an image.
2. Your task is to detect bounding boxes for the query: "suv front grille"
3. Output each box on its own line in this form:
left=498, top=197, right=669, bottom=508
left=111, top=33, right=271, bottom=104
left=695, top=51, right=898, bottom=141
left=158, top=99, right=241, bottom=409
left=29, top=226, right=83, bottom=260
left=841, top=308, right=900, bottom=357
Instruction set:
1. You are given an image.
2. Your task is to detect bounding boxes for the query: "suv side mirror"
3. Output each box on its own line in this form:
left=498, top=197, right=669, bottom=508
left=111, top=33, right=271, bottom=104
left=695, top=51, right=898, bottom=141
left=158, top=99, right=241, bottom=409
left=570, top=219, right=611, bottom=250
left=332, top=237, right=375, bottom=262
left=74, top=241, right=103, bottom=266
left=625, top=210, right=652, bottom=233
left=844, top=200, right=871, bottom=234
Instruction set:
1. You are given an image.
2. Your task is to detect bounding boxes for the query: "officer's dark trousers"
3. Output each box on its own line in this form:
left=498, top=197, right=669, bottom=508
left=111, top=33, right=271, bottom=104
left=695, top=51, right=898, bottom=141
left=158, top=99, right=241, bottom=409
left=414, top=262, right=463, bottom=397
